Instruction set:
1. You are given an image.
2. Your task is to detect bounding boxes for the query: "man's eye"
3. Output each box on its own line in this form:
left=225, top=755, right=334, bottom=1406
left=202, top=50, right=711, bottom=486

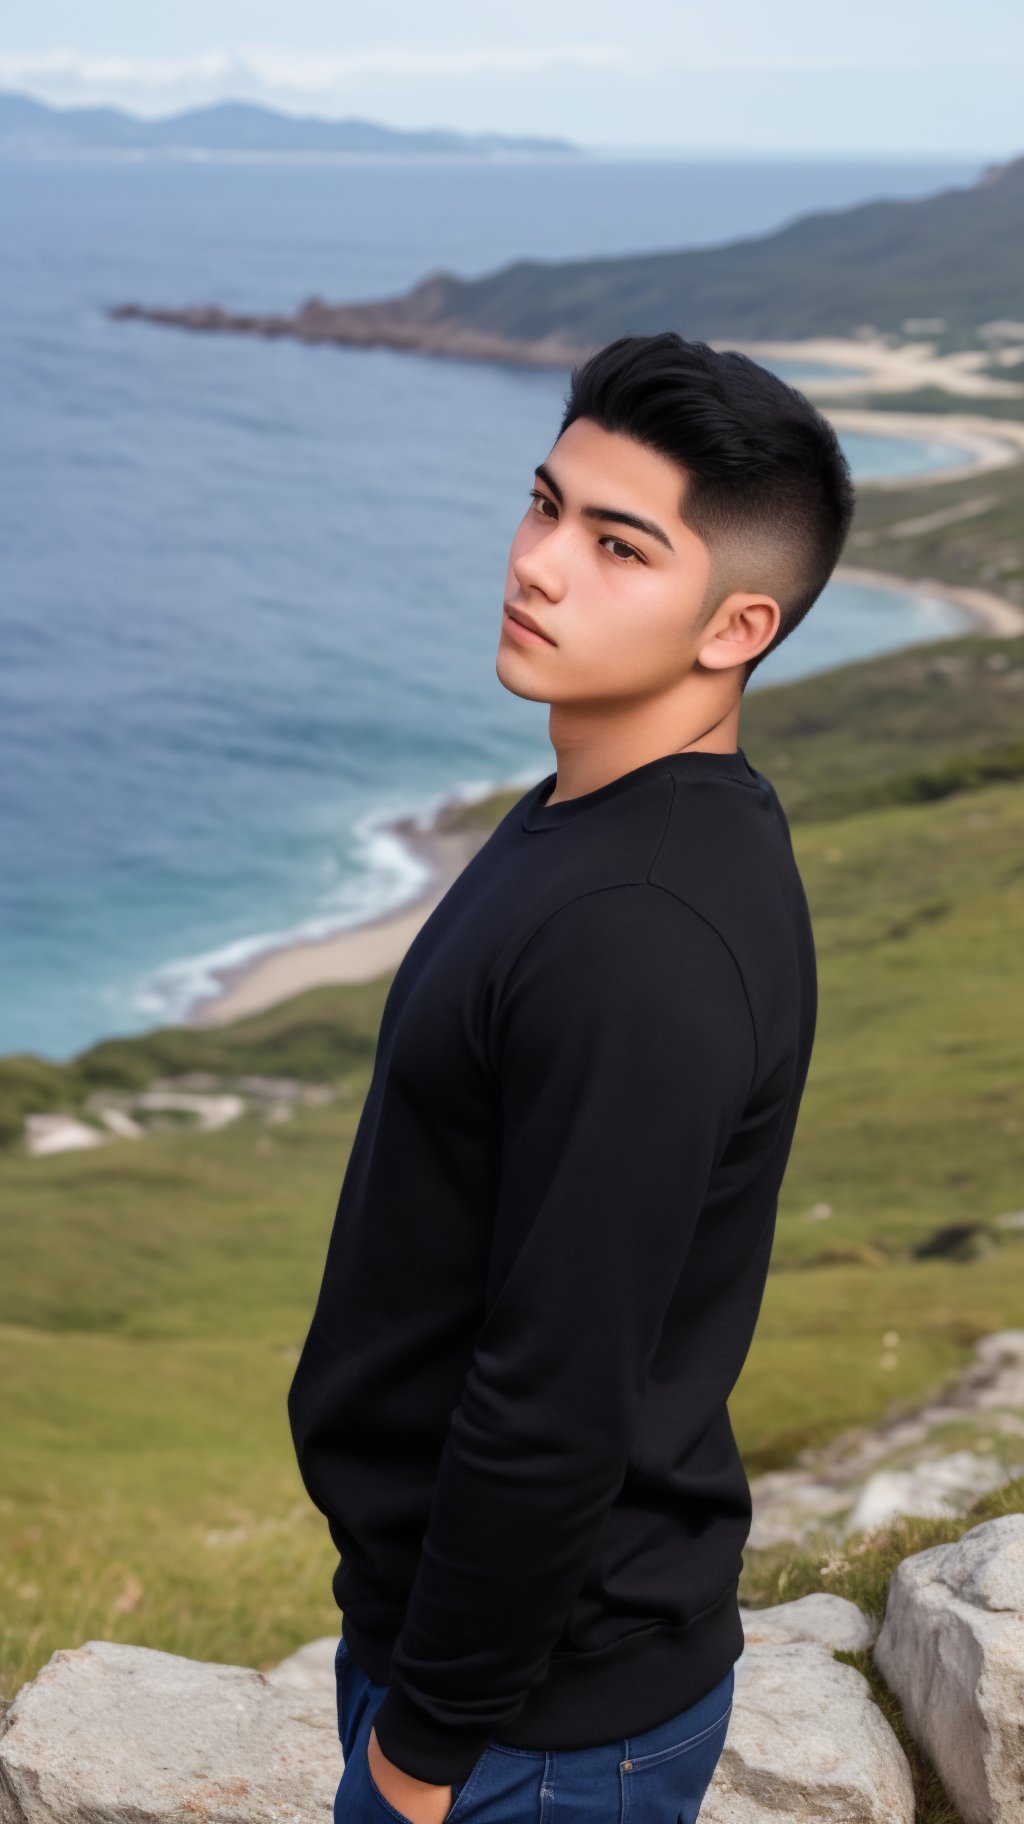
left=528, top=491, right=642, bottom=564
left=600, top=536, right=642, bottom=564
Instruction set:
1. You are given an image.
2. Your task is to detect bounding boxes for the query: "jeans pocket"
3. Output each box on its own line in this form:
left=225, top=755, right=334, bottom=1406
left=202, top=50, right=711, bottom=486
left=620, top=1699, right=733, bottom=1824
left=364, top=1735, right=490, bottom=1824
left=623, top=1699, right=733, bottom=1773
left=364, top=1740, right=421, bottom=1824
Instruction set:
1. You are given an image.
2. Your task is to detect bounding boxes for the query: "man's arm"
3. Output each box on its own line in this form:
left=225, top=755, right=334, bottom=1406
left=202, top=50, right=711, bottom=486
left=370, top=881, right=757, bottom=1785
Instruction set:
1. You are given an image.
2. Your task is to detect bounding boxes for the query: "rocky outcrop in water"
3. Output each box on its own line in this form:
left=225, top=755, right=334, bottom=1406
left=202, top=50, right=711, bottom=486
left=109, top=285, right=592, bottom=368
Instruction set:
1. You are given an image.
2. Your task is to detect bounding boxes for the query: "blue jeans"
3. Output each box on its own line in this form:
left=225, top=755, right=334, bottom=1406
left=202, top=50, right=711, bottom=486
left=334, top=1633, right=734, bottom=1823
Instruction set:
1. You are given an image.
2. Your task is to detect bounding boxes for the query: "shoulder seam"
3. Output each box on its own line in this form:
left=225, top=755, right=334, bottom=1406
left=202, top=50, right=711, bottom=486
left=642, top=879, right=760, bottom=1099
left=646, top=771, right=759, bottom=1095
left=647, top=765, right=678, bottom=878
left=492, top=880, right=655, bottom=1011
left=488, top=772, right=678, bottom=1011
left=491, top=876, right=760, bottom=1101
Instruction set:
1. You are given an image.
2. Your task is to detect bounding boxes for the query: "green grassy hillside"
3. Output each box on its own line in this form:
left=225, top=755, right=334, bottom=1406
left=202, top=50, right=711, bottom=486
left=3, top=633, right=1022, bottom=1815
left=845, top=460, right=1024, bottom=607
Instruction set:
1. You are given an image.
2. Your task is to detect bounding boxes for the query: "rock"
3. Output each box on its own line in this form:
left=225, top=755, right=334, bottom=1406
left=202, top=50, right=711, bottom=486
left=961, top=1329, right=1024, bottom=1409
left=701, top=1640, right=915, bottom=1822
left=847, top=1447, right=1017, bottom=1533
left=739, top=1591, right=878, bottom=1651
left=874, top=1512, right=1024, bottom=1824
left=748, top=1329, right=1024, bottom=1549
left=0, top=1638, right=339, bottom=1823
left=912, top=1221, right=996, bottom=1261
left=95, top=1106, right=145, bottom=1139
left=265, top=1636, right=339, bottom=1693
left=22, top=1114, right=107, bottom=1156
left=747, top=1473, right=852, bottom=1548
left=132, top=1090, right=247, bottom=1131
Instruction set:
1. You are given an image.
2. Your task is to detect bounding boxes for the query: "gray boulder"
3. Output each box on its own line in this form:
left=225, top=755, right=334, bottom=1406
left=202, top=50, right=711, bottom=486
left=739, top=1590, right=878, bottom=1652
left=702, top=1640, right=915, bottom=1823
left=0, top=1638, right=339, bottom=1823
left=264, top=1635, right=339, bottom=1694
left=874, top=1512, right=1024, bottom=1824
left=848, top=1448, right=1018, bottom=1533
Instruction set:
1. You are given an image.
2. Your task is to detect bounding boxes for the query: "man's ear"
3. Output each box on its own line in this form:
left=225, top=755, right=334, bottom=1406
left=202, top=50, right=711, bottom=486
left=695, top=591, right=781, bottom=674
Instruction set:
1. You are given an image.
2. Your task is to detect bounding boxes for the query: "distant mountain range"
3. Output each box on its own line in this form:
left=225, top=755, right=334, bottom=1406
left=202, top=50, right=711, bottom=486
left=0, top=90, right=579, bottom=159
left=111, top=152, right=1024, bottom=358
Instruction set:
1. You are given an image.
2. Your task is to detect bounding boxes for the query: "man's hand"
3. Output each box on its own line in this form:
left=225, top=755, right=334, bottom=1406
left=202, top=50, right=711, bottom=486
left=367, top=1724, right=454, bottom=1824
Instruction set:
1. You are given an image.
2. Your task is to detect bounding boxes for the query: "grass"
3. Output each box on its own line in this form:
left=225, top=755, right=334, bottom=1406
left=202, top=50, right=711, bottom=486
left=740, top=1473, right=1024, bottom=1617
left=4, top=769, right=1022, bottom=1672
left=817, top=387, right=1024, bottom=420
left=841, top=1645, right=966, bottom=1824
left=3, top=630, right=1022, bottom=1824
left=843, top=445, right=1024, bottom=605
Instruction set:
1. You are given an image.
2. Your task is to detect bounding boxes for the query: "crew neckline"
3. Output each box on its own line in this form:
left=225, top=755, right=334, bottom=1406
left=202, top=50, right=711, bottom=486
left=520, top=746, right=759, bottom=831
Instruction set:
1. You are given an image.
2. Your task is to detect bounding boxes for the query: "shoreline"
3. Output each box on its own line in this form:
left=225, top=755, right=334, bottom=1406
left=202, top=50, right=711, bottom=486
left=181, top=563, right=1024, bottom=1031
left=109, top=308, right=1024, bottom=409
left=728, top=335, right=1024, bottom=404
left=824, top=407, right=1024, bottom=488
left=833, top=566, right=1024, bottom=637
left=184, top=813, right=495, bottom=1028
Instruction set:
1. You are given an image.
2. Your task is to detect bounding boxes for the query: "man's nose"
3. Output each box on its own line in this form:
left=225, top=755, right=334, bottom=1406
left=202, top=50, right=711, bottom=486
left=513, top=533, right=569, bottom=601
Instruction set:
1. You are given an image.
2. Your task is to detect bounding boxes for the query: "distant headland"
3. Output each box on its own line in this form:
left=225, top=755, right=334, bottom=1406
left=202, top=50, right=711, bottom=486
left=0, top=89, right=580, bottom=162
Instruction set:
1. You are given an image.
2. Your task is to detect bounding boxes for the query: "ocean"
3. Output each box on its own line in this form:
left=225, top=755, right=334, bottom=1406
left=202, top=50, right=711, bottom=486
left=2, top=152, right=983, bottom=1062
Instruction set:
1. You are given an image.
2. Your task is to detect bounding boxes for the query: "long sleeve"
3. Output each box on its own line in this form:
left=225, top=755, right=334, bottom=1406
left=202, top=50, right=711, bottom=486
left=370, top=881, right=758, bottom=1784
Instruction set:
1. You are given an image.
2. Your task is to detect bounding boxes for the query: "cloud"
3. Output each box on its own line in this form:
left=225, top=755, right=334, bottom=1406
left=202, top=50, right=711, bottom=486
left=3, top=40, right=1015, bottom=138
left=0, top=43, right=651, bottom=106
left=4, top=39, right=983, bottom=105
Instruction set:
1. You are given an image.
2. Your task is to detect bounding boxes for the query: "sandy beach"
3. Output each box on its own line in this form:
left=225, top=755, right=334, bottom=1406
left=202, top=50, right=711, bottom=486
left=824, top=405, right=1024, bottom=487
left=727, top=334, right=1024, bottom=402
left=186, top=815, right=493, bottom=1027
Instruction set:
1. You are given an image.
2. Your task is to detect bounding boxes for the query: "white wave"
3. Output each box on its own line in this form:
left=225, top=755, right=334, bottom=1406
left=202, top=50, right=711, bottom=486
left=127, top=757, right=551, bottom=1027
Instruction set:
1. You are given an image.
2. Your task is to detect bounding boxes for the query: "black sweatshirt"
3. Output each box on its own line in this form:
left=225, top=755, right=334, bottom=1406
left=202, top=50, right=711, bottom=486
left=287, top=745, right=817, bottom=1784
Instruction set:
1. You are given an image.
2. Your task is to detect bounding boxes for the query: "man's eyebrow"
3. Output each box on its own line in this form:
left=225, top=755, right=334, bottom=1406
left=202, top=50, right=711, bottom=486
left=533, top=461, right=675, bottom=553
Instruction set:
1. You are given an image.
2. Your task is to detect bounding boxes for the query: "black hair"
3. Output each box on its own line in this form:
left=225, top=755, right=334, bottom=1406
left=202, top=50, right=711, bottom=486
left=557, top=332, right=856, bottom=683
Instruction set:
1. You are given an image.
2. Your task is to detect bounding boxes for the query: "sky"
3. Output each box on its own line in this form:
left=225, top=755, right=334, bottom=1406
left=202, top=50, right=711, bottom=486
left=3, top=0, right=1023, bottom=157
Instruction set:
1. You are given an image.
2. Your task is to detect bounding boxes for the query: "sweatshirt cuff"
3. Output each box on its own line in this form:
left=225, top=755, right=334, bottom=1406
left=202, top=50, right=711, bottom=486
left=370, top=1683, right=493, bottom=1786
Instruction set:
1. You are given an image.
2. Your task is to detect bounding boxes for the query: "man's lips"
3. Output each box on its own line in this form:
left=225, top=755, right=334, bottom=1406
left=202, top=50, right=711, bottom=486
left=503, top=603, right=556, bottom=646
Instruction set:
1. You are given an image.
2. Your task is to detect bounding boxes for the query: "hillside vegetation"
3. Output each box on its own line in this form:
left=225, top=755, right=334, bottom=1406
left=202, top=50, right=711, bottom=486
left=347, top=154, right=1024, bottom=351
left=3, top=632, right=1022, bottom=1823
left=844, top=456, right=1024, bottom=608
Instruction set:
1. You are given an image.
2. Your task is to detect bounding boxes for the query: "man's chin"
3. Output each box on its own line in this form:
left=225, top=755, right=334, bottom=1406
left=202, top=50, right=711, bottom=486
left=495, top=649, right=554, bottom=703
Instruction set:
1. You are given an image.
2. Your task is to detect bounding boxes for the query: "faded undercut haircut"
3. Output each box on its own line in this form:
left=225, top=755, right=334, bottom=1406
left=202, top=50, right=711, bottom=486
left=557, top=332, right=856, bottom=684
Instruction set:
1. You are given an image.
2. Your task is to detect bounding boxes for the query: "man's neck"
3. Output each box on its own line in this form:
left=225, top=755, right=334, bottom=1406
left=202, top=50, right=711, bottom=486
left=545, top=703, right=741, bottom=807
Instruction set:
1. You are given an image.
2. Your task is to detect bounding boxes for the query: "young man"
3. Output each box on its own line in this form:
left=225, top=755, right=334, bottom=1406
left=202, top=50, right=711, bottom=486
left=288, top=332, right=855, bottom=1823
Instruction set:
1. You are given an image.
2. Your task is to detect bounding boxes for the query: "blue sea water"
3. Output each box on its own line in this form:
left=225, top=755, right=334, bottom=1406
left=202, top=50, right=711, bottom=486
left=2, top=154, right=982, bottom=1062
